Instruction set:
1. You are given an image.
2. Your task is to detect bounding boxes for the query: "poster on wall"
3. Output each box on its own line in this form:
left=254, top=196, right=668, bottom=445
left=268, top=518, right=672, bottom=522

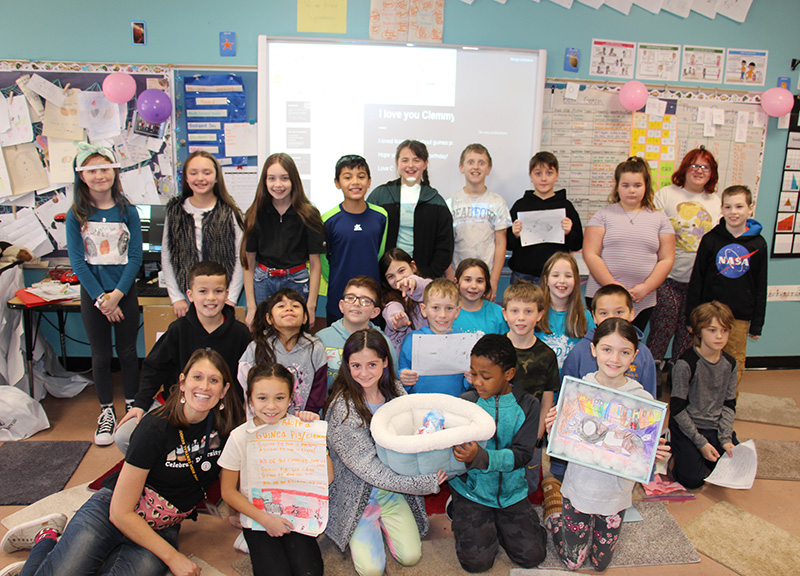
left=636, top=43, right=681, bottom=82
left=724, top=48, right=768, bottom=86
left=589, top=39, right=636, bottom=79
left=772, top=96, right=800, bottom=257
left=681, top=45, right=725, bottom=84
left=546, top=376, right=667, bottom=484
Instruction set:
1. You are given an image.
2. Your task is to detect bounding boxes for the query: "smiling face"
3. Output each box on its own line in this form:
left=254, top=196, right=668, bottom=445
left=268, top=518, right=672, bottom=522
left=685, top=154, right=713, bottom=193
left=267, top=296, right=307, bottom=332
left=347, top=347, right=388, bottom=394
left=384, top=259, right=416, bottom=290
left=396, top=146, right=427, bottom=186
left=721, top=192, right=752, bottom=234
left=179, top=358, right=229, bottom=422
left=339, top=286, right=380, bottom=330
left=265, top=162, right=292, bottom=204
left=590, top=332, right=638, bottom=385
left=79, top=156, right=116, bottom=196
left=503, top=299, right=543, bottom=337
left=546, top=258, right=576, bottom=308
left=185, top=156, right=218, bottom=199
left=592, top=293, right=634, bottom=324
left=187, top=274, right=228, bottom=319
left=458, top=266, right=487, bottom=305
left=470, top=355, right=514, bottom=399
left=335, top=166, right=371, bottom=202
left=459, top=151, right=491, bottom=187
left=249, top=376, right=292, bottom=426
left=420, top=294, right=460, bottom=334
left=616, top=171, right=646, bottom=210
left=530, top=163, right=559, bottom=198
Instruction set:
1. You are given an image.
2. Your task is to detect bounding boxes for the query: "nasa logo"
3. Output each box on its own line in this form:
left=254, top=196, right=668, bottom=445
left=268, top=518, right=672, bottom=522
left=715, top=243, right=757, bottom=279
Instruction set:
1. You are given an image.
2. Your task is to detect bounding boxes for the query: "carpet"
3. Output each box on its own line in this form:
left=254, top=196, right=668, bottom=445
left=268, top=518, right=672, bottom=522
left=754, top=439, right=800, bottom=481
left=0, top=441, right=90, bottom=505
left=186, top=555, right=226, bottom=576
left=232, top=502, right=697, bottom=575
left=736, top=392, right=800, bottom=428
left=683, top=501, right=800, bottom=576
left=1, top=483, right=93, bottom=529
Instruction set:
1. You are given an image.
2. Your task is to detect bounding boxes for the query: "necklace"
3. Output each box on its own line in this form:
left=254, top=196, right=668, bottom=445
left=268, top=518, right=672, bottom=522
left=620, top=204, right=645, bottom=224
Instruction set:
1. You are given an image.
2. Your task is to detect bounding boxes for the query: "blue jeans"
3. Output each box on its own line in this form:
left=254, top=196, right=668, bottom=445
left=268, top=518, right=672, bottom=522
left=253, top=265, right=309, bottom=305
left=21, top=488, right=179, bottom=576
left=510, top=271, right=541, bottom=286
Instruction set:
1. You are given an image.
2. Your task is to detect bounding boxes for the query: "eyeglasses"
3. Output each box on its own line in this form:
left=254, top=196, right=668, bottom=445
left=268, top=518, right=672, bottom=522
left=342, top=294, right=376, bottom=307
left=689, top=164, right=711, bottom=172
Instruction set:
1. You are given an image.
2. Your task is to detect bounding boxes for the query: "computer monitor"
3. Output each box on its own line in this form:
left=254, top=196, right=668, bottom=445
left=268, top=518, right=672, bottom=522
left=136, top=204, right=167, bottom=265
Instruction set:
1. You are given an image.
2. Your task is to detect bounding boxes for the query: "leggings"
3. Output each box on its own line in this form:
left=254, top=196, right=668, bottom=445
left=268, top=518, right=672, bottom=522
left=646, top=279, right=693, bottom=364
left=242, top=527, right=323, bottom=576
left=80, top=287, right=140, bottom=405
left=551, top=497, right=624, bottom=572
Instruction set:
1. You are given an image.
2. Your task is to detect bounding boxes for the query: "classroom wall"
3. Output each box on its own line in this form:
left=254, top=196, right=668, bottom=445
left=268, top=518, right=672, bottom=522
left=3, top=0, right=799, bottom=358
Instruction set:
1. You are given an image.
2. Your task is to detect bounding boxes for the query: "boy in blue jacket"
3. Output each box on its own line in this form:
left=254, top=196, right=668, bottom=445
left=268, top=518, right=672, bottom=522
left=448, top=334, right=547, bottom=572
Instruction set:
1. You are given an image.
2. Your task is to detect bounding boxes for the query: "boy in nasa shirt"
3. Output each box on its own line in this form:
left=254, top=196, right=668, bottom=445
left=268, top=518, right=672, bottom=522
left=686, top=185, right=767, bottom=384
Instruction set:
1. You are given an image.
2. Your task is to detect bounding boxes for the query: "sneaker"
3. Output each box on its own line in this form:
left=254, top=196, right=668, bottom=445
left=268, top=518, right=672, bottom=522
left=233, top=531, right=249, bottom=553
left=445, top=495, right=453, bottom=522
left=0, top=514, right=67, bottom=554
left=94, top=406, right=116, bottom=446
left=0, top=561, right=25, bottom=576
left=124, top=400, right=135, bottom=414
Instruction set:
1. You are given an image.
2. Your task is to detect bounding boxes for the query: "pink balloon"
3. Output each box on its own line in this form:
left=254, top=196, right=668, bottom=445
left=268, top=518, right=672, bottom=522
left=136, top=89, right=172, bottom=124
left=619, top=81, right=649, bottom=112
left=102, top=72, right=137, bottom=104
left=760, top=87, right=794, bottom=117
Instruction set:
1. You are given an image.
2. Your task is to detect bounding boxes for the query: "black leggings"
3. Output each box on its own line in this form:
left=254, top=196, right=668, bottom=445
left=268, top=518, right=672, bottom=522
left=242, top=527, right=323, bottom=576
left=80, top=287, right=140, bottom=405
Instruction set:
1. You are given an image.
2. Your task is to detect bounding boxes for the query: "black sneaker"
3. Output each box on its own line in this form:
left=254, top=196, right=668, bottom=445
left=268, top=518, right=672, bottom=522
left=124, top=400, right=135, bottom=414
left=94, top=406, right=116, bottom=446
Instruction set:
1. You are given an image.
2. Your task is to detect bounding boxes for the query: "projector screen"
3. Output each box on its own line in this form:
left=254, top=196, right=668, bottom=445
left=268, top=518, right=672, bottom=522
left=258, top=36, right=547, bottom=214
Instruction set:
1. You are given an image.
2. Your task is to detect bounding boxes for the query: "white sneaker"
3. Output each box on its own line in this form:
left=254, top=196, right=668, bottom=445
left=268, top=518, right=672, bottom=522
left=233, top=531, right=249, bottom=553
left=0, top=514, right=67, bottom=554
left=0, top=561, right=25, bottom=576
left=94, top=406, right=116, bottom=446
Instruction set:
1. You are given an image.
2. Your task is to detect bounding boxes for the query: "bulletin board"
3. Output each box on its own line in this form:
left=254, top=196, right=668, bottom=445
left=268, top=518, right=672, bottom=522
left=0, top=59, right=175, bottom=256
left=771, top=94, right=800, bottom=257
left=541, top=82, right=767, bottom=224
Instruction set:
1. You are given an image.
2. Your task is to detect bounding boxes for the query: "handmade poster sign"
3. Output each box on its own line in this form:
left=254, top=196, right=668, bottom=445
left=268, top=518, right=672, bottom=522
left=244, top=417, right=328, bottom=537
left=547, top=376, right=667, bottom=484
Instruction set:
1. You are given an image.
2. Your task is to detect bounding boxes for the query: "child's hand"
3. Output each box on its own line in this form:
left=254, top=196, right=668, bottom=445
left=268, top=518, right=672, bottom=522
left=722, top=442, right=736, bottom=458
left=399, top=369, right=419, bottom=387
left=173, top=299, right=189, bottom=318
left=103, top=305, right=125, bottom=323
left=392, top=312, right=410, bottom=330
left=561, top=217, right=573, bottom=234
left=700, top=442, right=721, bottom=462
left=464, top=370, right=473, bottom=385
left=396, top=276, right=417, bottom=298
left=435, top=469, right=448, bottom=485
left=654, top=436, right=671, bottom=461
left=262, top=514, right=293, bottom=537
left=748, top=334, right=760, bottom=340
left=245, top=307, right=256, bottom=329
left=512, top=220, right=522, bottom=238
left=453, top=441, right=479, bottom=463
left=296, top=411, right=320, bottom=422
left=629, top=283, right=649, bottom=303
left=544, top=406, right=558, bottom=434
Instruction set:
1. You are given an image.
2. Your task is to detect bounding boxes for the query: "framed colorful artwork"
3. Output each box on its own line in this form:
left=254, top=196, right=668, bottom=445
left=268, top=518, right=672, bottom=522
left=546, top=376, right=667, bottom=484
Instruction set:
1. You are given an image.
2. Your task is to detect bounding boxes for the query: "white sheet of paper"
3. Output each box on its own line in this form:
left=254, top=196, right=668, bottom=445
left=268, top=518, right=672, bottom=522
left=0, top=191, right=35, bottom=207
left=632, top=0, right=663, bottom=14
left=47, top=138, right=82, bottom=184
left=146, top=138, right=164, bottom=153
left=15, top=75, right=45, bottom=122
left=662, top=0, right=691, bottom=17
left=691, top=0, right=717, bottom=18
left=644, top=98, right=666, bottom=118
left=26, top=74, right=67, bottom=108
left=113, top=134, right=152, bottom=169
left=604, top=0, right=633, bottom=14
left=778, top=113, right=791, bottom=130
left=0, top=93, right=11, bottom=134
left=77, top=91, right=121, bottom=141
left=696, top=108, right=709, bottom=124
left=716, top=0, right=752, bottom=23
left=411, top=332, right=481, bottom=376
left=34, top=191, right=69, bottom=249
left=704, top=439, right=757, bottom=489
left=703, top=121, right=716, bottom=137
left=0, top=207, right=54, bottom=256
left=224, top=122, right=258, bottom=157
left=4, top=143, right=49, bottom=195
left=120, top=165, right=160, bottom=205
left=735, top=111, right=749, bottom=143
left=0, top=95, right=34, bottom=147
left=518, top=208, right=566, bottom=246
left=222, top=166, right=259, bottom=212
left=0, top=149, right=12, bottom=197
left=712, top=108, right=725, bottom=125
left=42, top=90, right=84, bottom=141
left=564, top=82, right=580, bottom=101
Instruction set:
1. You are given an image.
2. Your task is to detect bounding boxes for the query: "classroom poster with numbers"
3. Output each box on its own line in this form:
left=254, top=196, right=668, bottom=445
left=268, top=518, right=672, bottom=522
left=542, top=85, right=766, bottom=224
left=629, top=108, right=678, bottom=190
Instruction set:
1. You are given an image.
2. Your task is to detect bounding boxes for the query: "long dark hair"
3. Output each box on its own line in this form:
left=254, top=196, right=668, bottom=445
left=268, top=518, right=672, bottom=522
left=181, top=151, right=244, bottom=228
left=154, top=348, right=244, bottom=437
left=71, top=154, right=129, bottom=227
left=379, top=248, right=421, bottom=328
left=324, top=328, right=400, bottom=427
left=396, top=140, right=430, bottom=186
left=245, top=362, right=294, bottom=404
left=240, top=152, right=324, bottom=267
left=250, top=288, right=312, bottom=364
left=610, top=156, right=655, bottom=210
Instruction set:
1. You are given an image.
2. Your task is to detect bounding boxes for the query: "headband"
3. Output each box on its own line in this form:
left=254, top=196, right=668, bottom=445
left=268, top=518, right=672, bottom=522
left=75, top=142, right=119, bottom=171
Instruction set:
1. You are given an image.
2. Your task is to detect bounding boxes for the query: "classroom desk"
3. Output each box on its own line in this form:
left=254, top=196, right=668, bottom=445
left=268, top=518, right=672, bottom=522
left=7, top=295, right=170, bottom=397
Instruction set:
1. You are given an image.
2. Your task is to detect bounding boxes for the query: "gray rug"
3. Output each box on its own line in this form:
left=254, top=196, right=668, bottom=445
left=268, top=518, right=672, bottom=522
left=232, top=502, right=697, bottom=575
left=737, top=392, right=800, bottom=428
left=0, top=441, right=90, bottom=505
left=754, top=439, right=800, bottom=481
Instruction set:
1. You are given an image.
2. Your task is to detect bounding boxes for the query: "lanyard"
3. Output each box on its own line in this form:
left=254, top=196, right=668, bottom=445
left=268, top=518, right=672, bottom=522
left=178, top=413, right=213, bottom=491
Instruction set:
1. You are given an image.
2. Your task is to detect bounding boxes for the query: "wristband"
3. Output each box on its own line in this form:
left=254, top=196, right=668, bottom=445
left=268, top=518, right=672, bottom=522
left=95, top=293, right=107, bottom=309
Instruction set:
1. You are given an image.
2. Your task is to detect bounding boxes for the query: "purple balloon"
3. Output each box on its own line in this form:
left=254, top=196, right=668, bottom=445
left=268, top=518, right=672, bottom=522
left=136, top=89, right=172, bottom=124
